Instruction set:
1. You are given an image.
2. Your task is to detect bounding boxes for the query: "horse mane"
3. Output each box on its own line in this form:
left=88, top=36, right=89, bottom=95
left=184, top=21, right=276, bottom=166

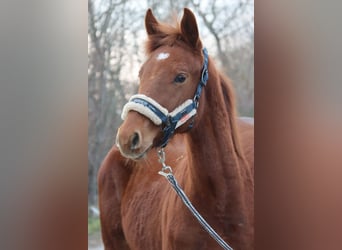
left=145, top=18, right=202, bottom=55
left=219, top=72, right=245, bottom=160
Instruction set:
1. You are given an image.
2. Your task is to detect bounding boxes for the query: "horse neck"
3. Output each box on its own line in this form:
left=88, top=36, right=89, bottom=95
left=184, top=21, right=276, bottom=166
left=185, top=67, right=245, bottom=202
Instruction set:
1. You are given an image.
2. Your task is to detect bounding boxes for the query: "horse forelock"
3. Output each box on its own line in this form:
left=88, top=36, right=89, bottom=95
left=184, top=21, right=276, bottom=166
left=145, top=20, right=202, bottom=55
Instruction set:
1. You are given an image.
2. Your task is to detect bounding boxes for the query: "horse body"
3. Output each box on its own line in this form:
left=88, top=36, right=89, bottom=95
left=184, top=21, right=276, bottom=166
left=98, top=8, right=254, bottom=250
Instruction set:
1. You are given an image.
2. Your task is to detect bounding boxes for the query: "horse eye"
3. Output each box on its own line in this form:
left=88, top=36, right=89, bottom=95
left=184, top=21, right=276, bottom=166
left=174, top=74, right=186, bottom=84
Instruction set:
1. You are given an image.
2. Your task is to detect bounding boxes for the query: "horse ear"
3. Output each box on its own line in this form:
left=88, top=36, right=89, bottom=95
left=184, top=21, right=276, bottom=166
left=145, top=9, right=159, bottom=36
left=180, top=8, right=201, bottom=49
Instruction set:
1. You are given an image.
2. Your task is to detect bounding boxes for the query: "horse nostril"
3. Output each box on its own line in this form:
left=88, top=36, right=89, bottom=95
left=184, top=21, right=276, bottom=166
left=130, top=132, right=140, bottom=150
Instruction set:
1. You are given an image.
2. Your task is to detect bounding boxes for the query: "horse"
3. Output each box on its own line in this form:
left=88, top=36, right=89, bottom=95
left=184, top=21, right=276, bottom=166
left=98, top=8, right=254, bottom=250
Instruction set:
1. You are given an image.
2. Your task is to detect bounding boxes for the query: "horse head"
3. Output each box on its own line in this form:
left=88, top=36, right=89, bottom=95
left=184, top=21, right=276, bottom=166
left=116, top=8, right=207, bottom=160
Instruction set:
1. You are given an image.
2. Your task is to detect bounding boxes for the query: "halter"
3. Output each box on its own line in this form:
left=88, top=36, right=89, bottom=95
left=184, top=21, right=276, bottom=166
left=121, top=48, right=209, bottom=148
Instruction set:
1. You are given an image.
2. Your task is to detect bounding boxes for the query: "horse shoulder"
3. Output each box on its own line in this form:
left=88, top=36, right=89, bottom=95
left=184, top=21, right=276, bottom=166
left=98, top=146, right=132, bottom=250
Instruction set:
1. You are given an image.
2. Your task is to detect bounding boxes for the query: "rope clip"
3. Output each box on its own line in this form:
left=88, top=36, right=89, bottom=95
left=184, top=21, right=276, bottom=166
left=158, top=148, right=173, bottom=177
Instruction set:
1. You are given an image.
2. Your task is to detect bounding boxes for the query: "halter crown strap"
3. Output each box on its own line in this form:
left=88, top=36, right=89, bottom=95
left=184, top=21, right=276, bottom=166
left=121, top=48, right=209, bottom=148
left=194, top=47, right=209, bottom=106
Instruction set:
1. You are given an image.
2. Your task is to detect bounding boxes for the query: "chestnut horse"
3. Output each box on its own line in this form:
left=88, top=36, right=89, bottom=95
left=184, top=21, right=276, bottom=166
left=98, top=8, right=254, bottom=250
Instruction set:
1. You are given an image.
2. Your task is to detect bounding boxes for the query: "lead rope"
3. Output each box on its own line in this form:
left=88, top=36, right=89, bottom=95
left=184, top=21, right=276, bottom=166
left=158, top=148, right=233, bottom=250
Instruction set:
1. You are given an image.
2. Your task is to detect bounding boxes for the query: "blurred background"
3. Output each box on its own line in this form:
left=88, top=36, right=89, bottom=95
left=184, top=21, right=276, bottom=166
left=1, top=1, right=341, bottom=249
left=0, top=0, right=342, bottom=250
left=88, top=0, right=254, bottom=248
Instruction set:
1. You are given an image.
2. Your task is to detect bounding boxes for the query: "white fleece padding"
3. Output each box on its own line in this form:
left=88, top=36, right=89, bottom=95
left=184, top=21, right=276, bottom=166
left=169, top=99, right=194, bottom=117
left=129, top=94, right=169, bottom=115
left=169, top=99, right=197, bottom=129
left=121, top=94, right=197, bottom=128
left=121, top=102, right=163, bottom=125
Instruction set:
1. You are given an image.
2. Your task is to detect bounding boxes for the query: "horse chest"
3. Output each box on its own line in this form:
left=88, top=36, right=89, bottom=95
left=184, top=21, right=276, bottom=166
left=120, top=174, right=165, bottom=249
left=120, top=172, right=218, bottom=249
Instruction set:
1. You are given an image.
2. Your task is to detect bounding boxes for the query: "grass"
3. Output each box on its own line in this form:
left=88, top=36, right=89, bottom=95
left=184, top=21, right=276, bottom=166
left=88, top=216, right=101, bottom=234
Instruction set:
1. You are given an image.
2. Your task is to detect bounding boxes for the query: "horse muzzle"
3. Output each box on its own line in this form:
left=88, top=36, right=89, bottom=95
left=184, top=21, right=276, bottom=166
left=116, top=111, right=159, bottom=160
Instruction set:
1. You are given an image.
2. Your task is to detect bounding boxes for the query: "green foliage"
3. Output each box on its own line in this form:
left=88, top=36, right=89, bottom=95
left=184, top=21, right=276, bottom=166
left=88, top=216, right=101, bottom=234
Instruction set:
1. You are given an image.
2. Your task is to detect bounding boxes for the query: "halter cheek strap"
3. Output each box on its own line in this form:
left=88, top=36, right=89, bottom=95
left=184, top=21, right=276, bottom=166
left=121, top=48, right=209, bottom=148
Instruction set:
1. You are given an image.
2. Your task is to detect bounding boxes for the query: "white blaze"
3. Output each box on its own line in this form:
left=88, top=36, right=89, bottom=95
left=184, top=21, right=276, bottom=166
left=156, top=52, right=169, bottom=61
